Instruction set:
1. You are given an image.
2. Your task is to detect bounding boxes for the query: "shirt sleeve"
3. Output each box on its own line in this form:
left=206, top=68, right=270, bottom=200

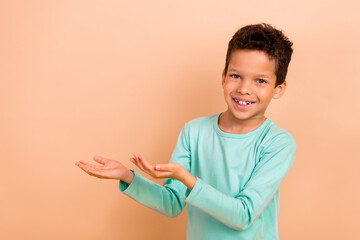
left=118, top=123, right=191, bottom=218
left=184, top=132, right=296, bottom=230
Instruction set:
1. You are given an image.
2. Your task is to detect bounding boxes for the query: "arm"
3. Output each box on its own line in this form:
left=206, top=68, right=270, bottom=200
left=76, top=154, right=189, bottom=218
left=133, top=133, right=296, bottom=231
left=76, top=125, right=192, bottom=218
left=184, top=133, right=296, bottom=230
left=130, top=153, right=196, bottom=190
left=118, top=125, right=192, bottom=217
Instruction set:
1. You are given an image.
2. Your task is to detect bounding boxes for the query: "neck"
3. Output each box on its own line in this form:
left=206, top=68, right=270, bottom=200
left=218, top=111, right=266, bottom=134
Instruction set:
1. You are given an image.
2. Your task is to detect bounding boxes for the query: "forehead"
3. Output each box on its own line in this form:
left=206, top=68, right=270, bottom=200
left=228, top=50, right=276, bottom=77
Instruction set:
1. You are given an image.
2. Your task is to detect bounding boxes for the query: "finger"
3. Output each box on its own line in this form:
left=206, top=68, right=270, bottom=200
left=138, top=155, right=156, bottom=172
left=151, top=169, right=174, bottom=178
left=83, top=168, right=105, bottom=178
left=76, top=161, right=108, bottom=176
left=80, top=164, right=111, bottom=179
left=129, top=157, right=140, bottom=168
left=129, top=157, right=140, bottom=169
left=76, top=161, right=92, bottom=171
left=133, top=153, right=142, bottom=163
left=77, top=161, right=103, bottom=171
left=136, top=156, right=153, bottom=175
left=131, top=154, right=139, bottom=166
left=139, top=156, right=165, bottom=178
left=76, top=161, right=95, bottom=173
left=131, top=155, right=149, bottom=174
left=155, top=163, right=171, bottom=171
left=130, top=155, right=141, bottom=168
left=76, top=162, right=103, bottom=177
left=133, top=155, right=155, bottom=176
left=93, top=156, right=109, bottom=165
left=156, top=162, right=180, bottom=172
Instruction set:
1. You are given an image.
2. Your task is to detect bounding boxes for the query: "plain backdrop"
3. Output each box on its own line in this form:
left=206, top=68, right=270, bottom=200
left=1, top=0, right=359, bottom=239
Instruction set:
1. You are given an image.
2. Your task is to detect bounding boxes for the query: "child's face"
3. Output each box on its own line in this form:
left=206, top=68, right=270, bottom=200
left=222, top=49, right=286, bottom=124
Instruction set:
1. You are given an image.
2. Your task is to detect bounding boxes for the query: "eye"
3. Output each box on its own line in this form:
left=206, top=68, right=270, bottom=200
left=257, top=78, right=267, bottom=84
left=230, top=74, right=240, bottom=79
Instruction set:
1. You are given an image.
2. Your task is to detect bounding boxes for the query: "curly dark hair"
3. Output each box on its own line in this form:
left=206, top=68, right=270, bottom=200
left=224, top=23, right=293, bottom=87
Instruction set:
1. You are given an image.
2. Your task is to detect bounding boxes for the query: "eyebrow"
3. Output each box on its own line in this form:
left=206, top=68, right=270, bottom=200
left=228, top=69, right=271, bottom=79
left=256, top=74, right=271, bottom=79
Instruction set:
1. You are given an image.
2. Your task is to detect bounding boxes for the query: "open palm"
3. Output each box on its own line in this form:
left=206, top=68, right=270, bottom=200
left=76, top=156, right=128, bottom=179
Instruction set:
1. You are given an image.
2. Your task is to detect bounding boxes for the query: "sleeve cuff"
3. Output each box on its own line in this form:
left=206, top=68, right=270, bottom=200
left=119, top=170, right=138, bottom=196
left=184, top=177, right=205, bottom=204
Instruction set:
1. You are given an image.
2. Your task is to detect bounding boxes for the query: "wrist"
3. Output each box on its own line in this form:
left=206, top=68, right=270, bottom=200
left=178, top=168, right=196, bottom=190
left=121, top=169, right=134, bottom=184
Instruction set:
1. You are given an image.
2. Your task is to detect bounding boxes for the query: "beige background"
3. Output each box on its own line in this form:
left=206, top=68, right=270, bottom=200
left=1, top=0, right=359, bottom=239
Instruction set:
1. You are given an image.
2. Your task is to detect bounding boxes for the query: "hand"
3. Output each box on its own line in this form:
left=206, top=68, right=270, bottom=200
left=75, top=156, right=134, bottom=183
left=130, top=153, right=184, bottom=180
left=130, top=153, right=196, bottom=190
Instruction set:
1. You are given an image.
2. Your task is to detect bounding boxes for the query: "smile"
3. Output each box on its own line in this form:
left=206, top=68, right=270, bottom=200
left=233, top=98, right=255, bottom=106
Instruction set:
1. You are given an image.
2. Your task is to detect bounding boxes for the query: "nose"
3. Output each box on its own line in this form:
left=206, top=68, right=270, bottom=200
left=237, top=79, right=252, bottom=95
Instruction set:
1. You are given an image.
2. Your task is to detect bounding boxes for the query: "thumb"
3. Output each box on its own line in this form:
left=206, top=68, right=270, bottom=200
left=155, top=163, right=171, bottom=171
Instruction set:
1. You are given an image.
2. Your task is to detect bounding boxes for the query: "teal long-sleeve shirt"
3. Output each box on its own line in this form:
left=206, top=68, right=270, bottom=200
left=119, top=113, right=296, bottom=240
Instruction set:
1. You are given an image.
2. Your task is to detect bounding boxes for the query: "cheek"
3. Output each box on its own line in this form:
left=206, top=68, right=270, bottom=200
left=224, top=86, right=233, bottom=97
left=223, top=81, right=236, bottom=92
left=222, top=83, right=229, bottom=92
left=258, top=89, right=274, bottom=100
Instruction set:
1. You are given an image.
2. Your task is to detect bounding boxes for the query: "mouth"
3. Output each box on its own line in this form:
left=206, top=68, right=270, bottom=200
left=232, top=98, right=255, bottom=106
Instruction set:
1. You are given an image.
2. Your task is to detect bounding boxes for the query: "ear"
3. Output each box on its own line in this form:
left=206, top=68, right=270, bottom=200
left=273, top=81, right=287, bottom=99
left=221, top=69, right=226, bottom=88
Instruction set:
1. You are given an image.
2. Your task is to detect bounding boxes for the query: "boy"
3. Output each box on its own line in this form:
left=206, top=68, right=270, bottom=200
left=76, top=23, right=296, bottom=240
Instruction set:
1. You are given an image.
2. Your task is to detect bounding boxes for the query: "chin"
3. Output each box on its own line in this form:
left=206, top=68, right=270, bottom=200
left=229, top=109, right=265, bottom=122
